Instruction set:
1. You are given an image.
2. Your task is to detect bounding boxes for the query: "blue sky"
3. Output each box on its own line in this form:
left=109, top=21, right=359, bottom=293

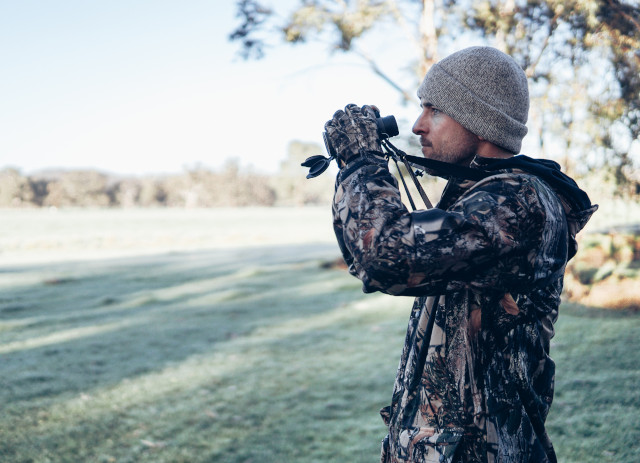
left=1, top=0, right=422, bottom=176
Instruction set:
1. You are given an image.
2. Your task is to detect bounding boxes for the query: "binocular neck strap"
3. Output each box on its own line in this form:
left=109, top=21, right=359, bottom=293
left=382, top=140, right=434, bottom=210
left=403, top=154, right=490, bottom=181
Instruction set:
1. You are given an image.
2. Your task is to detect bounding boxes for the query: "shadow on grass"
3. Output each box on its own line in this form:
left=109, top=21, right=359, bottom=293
left=0, top=243, right=367, bottom=403
left=0, top=242, right=407, bottom=462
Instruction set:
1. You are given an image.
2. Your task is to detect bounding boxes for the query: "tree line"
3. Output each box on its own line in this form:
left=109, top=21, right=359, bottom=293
left=2, top=137, right=636, bottom=209
left=0, top=142, right=336, bottom=208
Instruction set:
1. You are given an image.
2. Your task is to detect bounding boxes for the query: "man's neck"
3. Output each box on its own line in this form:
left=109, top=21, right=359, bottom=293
left=476, top=140, right=514, bottom=159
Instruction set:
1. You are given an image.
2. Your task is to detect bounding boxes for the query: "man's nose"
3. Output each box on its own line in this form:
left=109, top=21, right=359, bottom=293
left=412, top=112, right=428, bottom=135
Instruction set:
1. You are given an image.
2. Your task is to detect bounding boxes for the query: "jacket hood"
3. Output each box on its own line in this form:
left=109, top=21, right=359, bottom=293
left=474, top=155, right=598, bottom=259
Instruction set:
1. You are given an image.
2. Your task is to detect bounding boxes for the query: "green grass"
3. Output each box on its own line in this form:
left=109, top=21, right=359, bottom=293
left=0, top=241, right=405, bottom=463
left=547, top=304, right=640, bottom=462
left=1, top=208, right=640, bottom=462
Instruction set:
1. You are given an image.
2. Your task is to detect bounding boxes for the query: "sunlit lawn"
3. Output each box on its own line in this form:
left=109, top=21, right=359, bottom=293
left=1, top=208, right=639, bottom=462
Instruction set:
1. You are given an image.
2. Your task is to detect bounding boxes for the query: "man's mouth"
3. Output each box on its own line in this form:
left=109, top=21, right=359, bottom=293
left=420, top=138, right=432, bottom=148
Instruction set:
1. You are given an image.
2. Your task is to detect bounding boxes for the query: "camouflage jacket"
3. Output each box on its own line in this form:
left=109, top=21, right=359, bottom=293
left=332, top=153, right=596, bottom=463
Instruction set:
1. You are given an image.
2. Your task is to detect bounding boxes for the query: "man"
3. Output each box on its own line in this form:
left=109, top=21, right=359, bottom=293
left=324, top=47, right=597, bottom=462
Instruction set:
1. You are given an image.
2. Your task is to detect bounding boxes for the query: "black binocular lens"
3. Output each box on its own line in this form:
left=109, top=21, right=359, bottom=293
left=376, top=115, right=399, bottom=139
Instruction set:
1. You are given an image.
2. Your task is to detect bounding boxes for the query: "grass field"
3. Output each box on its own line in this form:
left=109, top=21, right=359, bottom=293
left=1, top=207, right=639, bottom=462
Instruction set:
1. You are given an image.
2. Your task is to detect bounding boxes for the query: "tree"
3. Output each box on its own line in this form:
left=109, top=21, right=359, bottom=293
left=230, top=0, right=640, bottom=194
left=0, top=168, right=36, bottom=207
left=160, top=162, right=277, bottom=208
left=271, top=140, right=335, bottom=205
left=43, top=171, right=111, bottom=207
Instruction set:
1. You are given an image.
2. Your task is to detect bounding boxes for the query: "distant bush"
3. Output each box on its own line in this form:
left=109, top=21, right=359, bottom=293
left=0, top=168, right=37, bottom=207
left=44, top=171, right=112, bottom=208
left=564, top=226, right=640, bottom=310
left=161, top=162, right=276, bottom=207
left=270, top=141, right=334, bottom=206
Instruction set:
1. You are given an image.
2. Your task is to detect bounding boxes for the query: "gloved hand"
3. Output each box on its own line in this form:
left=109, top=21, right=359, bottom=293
left=323, top=104, right=383, bottom=167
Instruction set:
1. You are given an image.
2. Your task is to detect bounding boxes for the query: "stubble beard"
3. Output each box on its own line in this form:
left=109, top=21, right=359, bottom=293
left=421, top=136, right=479, bottom=166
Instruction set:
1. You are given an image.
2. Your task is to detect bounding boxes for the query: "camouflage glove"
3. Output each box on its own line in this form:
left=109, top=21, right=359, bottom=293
left=324, top=104, right=383, bottom=167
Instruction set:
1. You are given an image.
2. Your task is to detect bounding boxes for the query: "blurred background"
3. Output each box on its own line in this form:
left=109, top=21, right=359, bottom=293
left=2, top=0, right=638, bottom=209
left=1, top=1, right=640, bottom=462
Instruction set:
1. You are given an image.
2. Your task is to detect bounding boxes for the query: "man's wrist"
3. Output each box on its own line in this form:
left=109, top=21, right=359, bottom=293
left=337, top=150, right=388, bottom=183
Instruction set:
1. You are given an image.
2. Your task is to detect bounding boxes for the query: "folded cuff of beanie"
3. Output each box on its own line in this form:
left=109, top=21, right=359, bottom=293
left=418, top=64, right=528, bottom=154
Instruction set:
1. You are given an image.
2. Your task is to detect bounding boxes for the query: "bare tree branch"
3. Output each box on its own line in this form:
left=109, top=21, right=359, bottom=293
left=353, top=46, right=414, bottom=103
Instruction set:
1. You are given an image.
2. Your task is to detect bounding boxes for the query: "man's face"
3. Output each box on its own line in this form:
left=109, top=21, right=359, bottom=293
left=412, top=103, right=480, bottom=166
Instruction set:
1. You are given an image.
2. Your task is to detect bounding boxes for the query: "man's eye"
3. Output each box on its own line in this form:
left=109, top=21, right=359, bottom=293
left=431, top=107, right=440, bottom=115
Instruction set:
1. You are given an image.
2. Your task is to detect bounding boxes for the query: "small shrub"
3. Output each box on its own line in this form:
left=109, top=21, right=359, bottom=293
left=573, top=265, right=599, bottom=285
left=565, top=229, right=640, bottom=310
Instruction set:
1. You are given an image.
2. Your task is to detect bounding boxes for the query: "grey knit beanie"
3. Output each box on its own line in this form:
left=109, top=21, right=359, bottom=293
left=417, top=46, right=529, bottom=154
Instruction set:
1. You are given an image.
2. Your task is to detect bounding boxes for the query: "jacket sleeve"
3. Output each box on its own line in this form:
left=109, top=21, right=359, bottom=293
left=332, top=161, right=551, bottom=296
